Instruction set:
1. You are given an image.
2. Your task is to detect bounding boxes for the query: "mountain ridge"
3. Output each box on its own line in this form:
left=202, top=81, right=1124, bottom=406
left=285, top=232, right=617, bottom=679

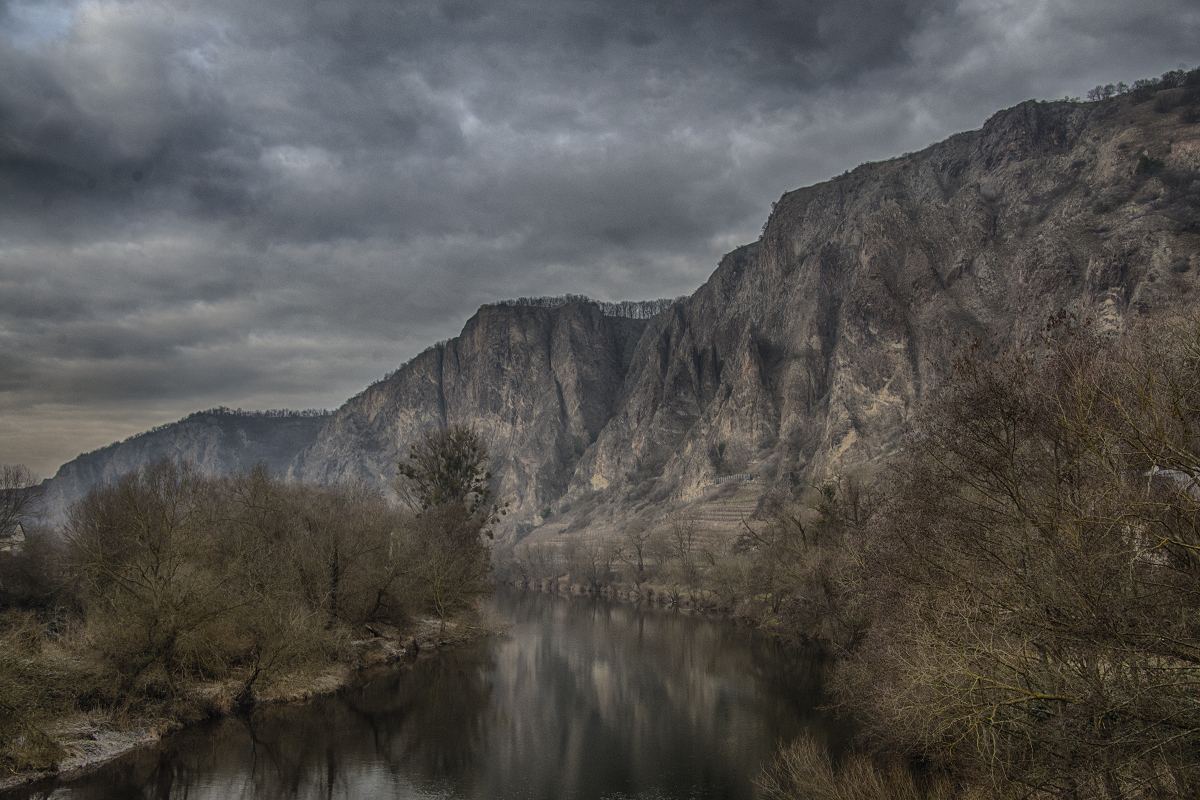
left=40, top=87, right=1200, bottom=533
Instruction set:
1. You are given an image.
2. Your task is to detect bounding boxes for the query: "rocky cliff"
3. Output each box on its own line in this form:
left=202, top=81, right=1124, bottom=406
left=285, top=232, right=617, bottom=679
left=42, top=88, right=1200, bottom=534
left=288, top=301, right=648, bottom=523
left=568, top=90, right=1200, bottom=525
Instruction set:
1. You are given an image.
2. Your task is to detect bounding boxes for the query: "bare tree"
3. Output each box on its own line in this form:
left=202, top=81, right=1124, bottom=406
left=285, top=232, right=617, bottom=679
left=666, top=511, right=700, bottom=590
left=845, top=314, right=1200, bottom=798
left=618, top=520, right=654, bottom=591
left=735, top=483, right=865, bottom=647
left=569, top=537, right=621, bottom=593
left=0, top=465, right=41, bottom=548
left=406, top=498, right=492, bottom=631
left=65, top=459, right=237, bottom=696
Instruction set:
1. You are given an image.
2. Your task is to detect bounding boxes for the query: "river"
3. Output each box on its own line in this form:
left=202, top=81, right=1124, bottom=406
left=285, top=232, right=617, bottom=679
left=12, top=589, right=850, bottom=800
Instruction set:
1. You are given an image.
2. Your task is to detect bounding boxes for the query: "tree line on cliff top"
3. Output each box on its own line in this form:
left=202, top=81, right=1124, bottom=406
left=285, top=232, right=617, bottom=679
left=0, top=426, right=497, bottom=775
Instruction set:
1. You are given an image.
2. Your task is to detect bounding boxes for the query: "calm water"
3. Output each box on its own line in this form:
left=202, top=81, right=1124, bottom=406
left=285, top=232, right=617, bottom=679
left=13, top=589, right=849, bottom=800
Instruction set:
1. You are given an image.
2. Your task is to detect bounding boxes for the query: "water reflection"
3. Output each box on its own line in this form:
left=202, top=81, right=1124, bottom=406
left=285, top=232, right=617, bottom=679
left=13, top=589, right=848, bottom=800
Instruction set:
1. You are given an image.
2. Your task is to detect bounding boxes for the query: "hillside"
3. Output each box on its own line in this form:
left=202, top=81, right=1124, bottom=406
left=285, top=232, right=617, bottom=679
left=562, top=89, right=1200, bottom=531
left=41, top=409, right=330, bottom=519
left=42, top=87, right=1200, bottom=534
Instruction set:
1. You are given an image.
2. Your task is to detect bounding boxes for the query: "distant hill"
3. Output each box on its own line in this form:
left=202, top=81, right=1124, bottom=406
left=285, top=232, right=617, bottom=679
left=42, top=408, right=331, bottom=519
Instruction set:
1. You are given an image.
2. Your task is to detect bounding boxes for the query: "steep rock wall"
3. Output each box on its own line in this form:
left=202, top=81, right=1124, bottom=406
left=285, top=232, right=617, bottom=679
left=289, top=301, right=648, bottom=522
left=568, top=94, right=1200, bottom=521
left=41, top=91, right=1200, bottom=534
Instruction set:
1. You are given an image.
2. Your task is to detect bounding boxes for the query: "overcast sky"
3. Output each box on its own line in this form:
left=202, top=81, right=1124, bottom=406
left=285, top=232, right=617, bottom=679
left=1, top=0, right=1197, bottom=477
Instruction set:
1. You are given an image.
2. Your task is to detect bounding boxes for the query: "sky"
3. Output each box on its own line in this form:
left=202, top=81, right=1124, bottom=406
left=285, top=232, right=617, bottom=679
left=1, top=0, right=1198, bottom=478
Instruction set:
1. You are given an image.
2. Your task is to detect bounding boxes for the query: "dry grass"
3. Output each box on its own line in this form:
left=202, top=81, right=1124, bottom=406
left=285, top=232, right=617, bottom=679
left=758, top=734, right=964, bottom=800
left=0, top=612, right=75, bottom=774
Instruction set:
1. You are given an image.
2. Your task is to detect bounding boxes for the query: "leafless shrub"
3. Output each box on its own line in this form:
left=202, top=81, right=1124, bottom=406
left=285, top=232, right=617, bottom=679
left=844, top=312, right=1200, bottom=797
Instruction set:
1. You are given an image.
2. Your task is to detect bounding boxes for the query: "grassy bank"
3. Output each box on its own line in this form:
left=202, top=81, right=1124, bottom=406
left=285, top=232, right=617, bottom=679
left=0, top=603, right=501, bottom=793
left=1, top=446, right=500, bottom=789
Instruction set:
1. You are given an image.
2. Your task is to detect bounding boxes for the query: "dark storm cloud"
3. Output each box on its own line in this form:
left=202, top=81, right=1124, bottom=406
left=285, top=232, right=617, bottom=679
left=1, top=0, right=1198, bottom=475
left=0, top=0, right=949, bottom=240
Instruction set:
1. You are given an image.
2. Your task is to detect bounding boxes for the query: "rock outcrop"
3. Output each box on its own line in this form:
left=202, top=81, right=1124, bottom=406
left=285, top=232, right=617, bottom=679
left=288, top=301, right=648, bottom=523
left=565, top=91, right=1200, bottom=524
left=42, top=89, right=1200, bottom=534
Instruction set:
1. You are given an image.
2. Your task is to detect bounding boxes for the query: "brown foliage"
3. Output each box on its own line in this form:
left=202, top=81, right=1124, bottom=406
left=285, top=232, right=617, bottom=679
left=759, top=733, right=958, bottom=800
left=842, top=314, right=1200, bottom=798
left=736, top=476, right=875, bottom=648
left=57, top=458, right=483, bottom=709
left=407, top=502, right=492, bottom=627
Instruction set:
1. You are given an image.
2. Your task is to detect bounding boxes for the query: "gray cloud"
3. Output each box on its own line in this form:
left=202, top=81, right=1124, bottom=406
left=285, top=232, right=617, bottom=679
left=1, top=0, right=1198, bottom=476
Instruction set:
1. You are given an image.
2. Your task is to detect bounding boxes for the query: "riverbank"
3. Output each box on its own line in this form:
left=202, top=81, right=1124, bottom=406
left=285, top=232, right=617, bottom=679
left=10, top=588, right=839, bottom=800
left=0, top=608, right=503, bottom=795
left=507, top=575, right=725, bottom=610
left=503, top=576, right=823, bottom=648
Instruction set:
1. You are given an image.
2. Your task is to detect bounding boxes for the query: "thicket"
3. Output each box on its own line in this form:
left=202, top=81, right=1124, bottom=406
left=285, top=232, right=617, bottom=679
left=495, top=474, right=874, bottom=648
left=834, top=313, right=1200, bottom=798
left=751, top=313, right=1200, bottom=799
left=0, top=453, right=494, bottom=776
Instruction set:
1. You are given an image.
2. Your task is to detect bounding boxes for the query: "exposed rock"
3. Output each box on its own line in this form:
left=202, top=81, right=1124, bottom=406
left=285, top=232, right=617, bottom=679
left=289, top=300, right=648, bottom=523
left=567, top=92, right=1200, bottom=524
left=40, top=90, right=1200, bottom=535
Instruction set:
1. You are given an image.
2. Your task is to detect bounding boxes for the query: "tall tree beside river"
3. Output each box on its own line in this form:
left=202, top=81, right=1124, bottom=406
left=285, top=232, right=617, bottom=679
left=396, top=425, right=500, bottom=628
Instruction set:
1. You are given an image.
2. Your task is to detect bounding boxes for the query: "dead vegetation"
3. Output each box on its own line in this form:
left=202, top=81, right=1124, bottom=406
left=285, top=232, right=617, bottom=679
left=0, top=431, right=497, bottom=782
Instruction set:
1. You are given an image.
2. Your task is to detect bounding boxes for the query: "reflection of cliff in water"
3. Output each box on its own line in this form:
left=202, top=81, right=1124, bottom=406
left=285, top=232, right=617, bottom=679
left=14, top=589, right=848, bottom=800
left=480, top=591, right=844, bottom=800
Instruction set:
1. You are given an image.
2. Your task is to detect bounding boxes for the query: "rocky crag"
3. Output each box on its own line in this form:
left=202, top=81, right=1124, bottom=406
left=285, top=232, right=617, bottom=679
left=42, top=87, right=1200, bottom=534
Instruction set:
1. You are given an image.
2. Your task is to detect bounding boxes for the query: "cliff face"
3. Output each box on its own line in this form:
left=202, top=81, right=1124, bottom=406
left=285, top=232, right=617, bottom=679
left=288, top=302, right=648, bottom=522
left=567, top=92, right=1200, bottom=521
left=42, top=89, right=1200, bottom=532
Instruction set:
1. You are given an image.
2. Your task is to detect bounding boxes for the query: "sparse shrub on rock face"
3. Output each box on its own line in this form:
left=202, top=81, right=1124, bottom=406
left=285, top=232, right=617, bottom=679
left=1137, top=152, right=1166, bottom=174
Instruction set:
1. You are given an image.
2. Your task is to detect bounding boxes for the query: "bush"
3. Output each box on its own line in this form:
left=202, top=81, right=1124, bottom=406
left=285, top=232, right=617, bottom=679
left=0, top=612, right=77, bottom=772
left=842, top=314, right=1200, bottom=797
left=1137, top=152, right=1166, bottom=174
left=62, top=460, right=435, bottom=707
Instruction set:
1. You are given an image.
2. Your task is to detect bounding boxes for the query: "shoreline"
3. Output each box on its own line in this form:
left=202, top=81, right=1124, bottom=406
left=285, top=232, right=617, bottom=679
left=0, top=611, right=501, bottom=795
left=504, top=577, right=842, bottom=655
left=505, top=576, right=723, bottom=610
